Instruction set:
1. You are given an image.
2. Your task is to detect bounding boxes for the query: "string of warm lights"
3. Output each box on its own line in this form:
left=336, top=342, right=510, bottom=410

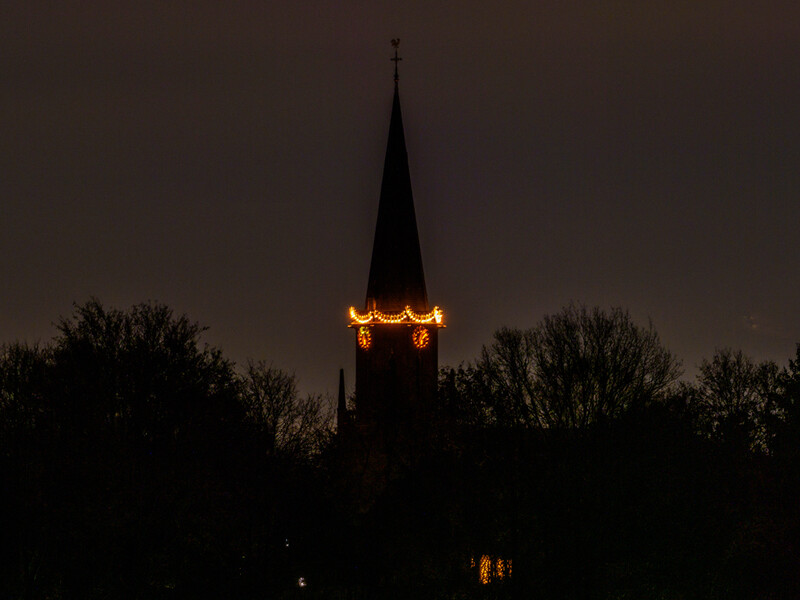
left=349, top=306, right=444, bottom=326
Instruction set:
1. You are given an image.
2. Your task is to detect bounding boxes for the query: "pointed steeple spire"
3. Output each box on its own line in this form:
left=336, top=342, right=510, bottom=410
left=337, top=368, right=348, bottom=433
left=365, top=46, right=429, bottom=312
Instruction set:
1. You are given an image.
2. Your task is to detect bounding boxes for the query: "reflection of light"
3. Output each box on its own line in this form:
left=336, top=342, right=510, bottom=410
left=479, top=556, right=491, bottom=584
left=476, top=555, right=512, bottom=584
left=497, top=558, right=511, bottom=578
left=298, top=577, right=307, bottom=588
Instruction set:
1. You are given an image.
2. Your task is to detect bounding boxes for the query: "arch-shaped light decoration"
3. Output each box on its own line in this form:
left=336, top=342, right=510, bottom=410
left=349, top=306, right=444, bottom=327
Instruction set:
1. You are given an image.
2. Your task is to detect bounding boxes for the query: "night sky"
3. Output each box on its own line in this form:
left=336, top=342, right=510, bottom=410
left=3, top=2, right=799, bottom=397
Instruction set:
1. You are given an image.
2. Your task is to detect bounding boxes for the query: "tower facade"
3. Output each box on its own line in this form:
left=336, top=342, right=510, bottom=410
left=345, top=57, right=444, bottom=463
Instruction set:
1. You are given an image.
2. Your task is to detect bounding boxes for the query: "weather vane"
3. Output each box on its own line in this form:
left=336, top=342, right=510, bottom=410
left=391, top=38, right=402, bottom=83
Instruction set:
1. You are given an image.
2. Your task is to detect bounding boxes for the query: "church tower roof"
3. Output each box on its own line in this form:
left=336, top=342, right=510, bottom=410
left=342, top=43, right=443, bottom=486
left=365, top=73, right=429, bottom=312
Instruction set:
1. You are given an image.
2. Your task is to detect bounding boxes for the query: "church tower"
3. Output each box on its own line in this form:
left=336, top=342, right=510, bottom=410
left=345, top=42, right=444, bottom=465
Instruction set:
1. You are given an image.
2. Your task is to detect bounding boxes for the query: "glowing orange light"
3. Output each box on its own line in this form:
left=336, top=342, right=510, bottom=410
left=475, top=555, right=512, bottom=585
left=497, top=558, right=511, bottom=578
left=412, top=326, right=430, bottom=349
left=348, top=305, right=444, bottom=326
left=357, top=326, right=372, bottom=349
left=479, top=555, right=491, bottom=584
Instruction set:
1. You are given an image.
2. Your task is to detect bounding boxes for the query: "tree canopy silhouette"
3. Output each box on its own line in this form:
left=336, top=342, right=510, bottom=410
left=241, top=360, right=333, bottom=460
left=679, top=348, right=781, bottom=452
left=0, top=299, right=329, bottom=599
left=50, top=298, right=242, bottom=445
left=447, top=304, right=682, bottom=429
left=4, top=300, right=800, bottom=599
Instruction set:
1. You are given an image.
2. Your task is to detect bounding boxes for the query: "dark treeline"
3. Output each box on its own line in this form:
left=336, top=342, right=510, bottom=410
left=2, top=300, right=800, bottom=599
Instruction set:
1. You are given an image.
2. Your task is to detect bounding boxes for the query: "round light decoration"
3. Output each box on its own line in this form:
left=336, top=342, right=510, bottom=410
left=357, top=326, right=372, bottom=350
left=412, top=326, right=430, bottom=349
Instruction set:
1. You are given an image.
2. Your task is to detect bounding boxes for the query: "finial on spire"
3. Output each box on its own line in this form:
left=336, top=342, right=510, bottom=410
left=390, top=38, right=402, bottom=83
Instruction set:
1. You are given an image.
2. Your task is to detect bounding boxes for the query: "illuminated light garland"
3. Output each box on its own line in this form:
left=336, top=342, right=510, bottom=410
left=348, top=305, right=444, bottom=326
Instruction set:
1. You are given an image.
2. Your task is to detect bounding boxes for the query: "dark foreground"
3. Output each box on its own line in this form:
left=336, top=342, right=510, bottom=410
left=3, top=302, right=800, bottom=599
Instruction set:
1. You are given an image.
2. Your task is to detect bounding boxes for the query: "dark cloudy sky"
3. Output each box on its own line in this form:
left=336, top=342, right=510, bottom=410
left=2, top=2, right=799, bottom=397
